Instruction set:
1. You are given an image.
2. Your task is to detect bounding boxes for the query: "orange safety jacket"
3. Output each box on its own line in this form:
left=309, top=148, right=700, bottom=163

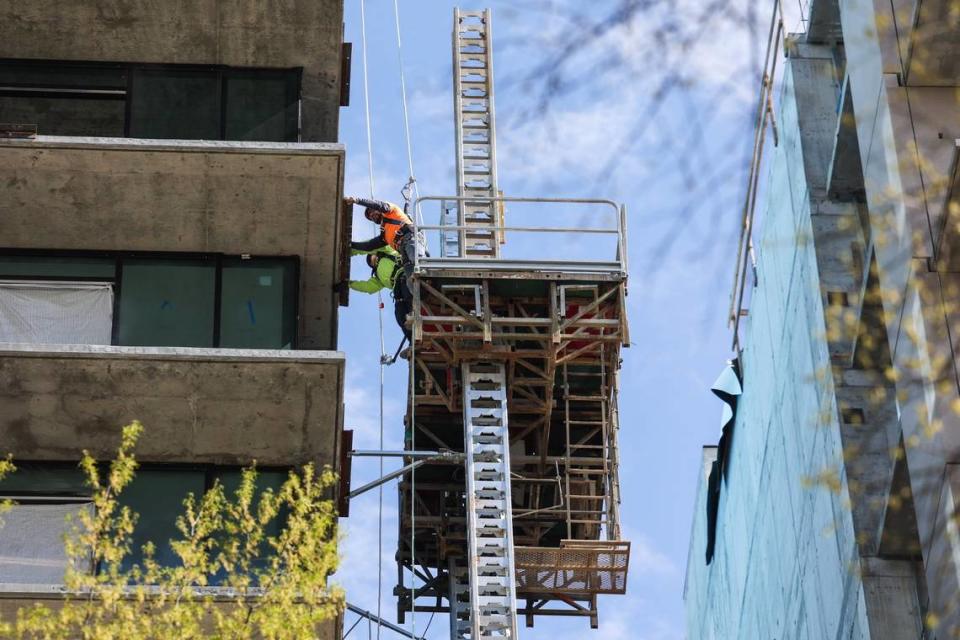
left=380, top=204, right=413, bottom=251
left=352, top=198, right=414, bottom=253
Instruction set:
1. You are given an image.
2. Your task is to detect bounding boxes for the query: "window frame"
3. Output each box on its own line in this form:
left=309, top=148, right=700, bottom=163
left=0, top=249, right=300, bottom=349
left=0, top=58, right=303, bottom=142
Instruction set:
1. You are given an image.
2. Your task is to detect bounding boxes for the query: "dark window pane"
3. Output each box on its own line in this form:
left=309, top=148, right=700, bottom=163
left=118, top=259, right=215, bottom=347
left=0, top=62, right=127, bottom=136
left=128, top=68, right=220, bottom=139
left=224, top=69, right=299, bottom=142
left=0, top=465, right=88, bottom=496
left=117, top=470, right=206, bottom=572
left=0, top=62, right=126, bottom=89
left=210, top=470, right=287, bottom=583
left=219, top=258, right=297, bottom=349
left=0, top=96, right=126, bottom=136
left=0, top=256, right=115, bottom=279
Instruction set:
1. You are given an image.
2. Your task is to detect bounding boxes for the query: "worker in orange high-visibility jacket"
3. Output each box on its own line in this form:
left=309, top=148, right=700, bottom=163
left=346, top=196, right=426, bottom=287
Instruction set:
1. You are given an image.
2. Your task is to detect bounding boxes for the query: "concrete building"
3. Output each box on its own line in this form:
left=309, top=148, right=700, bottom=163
left=0, top=1, right=351, bottom=633
left=685, top=0, right=960, bottom=637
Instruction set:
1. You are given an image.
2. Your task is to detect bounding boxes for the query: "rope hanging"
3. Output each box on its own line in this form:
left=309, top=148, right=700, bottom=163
left=358, top=1, right=386, bottom=638
left=357, top=2, right=424, bottom=636
left=389, top=1, right=420, bottom=635
left=392, top=0, right=423, bottom=225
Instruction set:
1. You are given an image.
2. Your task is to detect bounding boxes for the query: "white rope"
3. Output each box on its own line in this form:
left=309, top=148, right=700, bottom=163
left=358, top=2, right=386, bottom=638
left=360, top=0, right=376, bottom=199
left=391, top=0, right=423, bottom=225
left=388, top=2, right=422, bottom=636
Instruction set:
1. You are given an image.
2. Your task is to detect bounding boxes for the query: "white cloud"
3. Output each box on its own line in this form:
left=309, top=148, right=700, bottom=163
left=627, top=533, right=680, bottom=577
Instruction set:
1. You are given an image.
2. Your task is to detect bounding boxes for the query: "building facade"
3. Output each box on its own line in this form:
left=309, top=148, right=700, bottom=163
left=686, top=0, right=960, bottom=637
left=0, top=1, right=351, bottom=633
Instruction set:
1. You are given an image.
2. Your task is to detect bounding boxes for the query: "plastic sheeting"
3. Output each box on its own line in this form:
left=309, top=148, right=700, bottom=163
left=0, top=502, right=94, bottom=583
left=0, top=281, right=113, bottom=345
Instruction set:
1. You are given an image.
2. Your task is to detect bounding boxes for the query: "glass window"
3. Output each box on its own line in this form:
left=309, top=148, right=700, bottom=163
left=0, top=62, right=126, bottom=90
left=117, top=469, right=207, bottom=572
left=210, top=470, right=288, bottom=583
left=128, top=68, right=220, bottom=139
left=219, top=259, right=297, bottom=349
left=0, top=466, right=89, bottom=496
left=0, top=465, right=92, bottom=585
left=0, top=256, right=115, bottom=279
left=0, top=96, right=126, bottom=137
left=118, top=259, right=216, bottom=347
left=0, top=282, right=113, bottom=345
left=0, top=502, right=94, bottom=584
left=0, top=62, right=127, bottom=137
left=224, top=69, right=299, bottom=142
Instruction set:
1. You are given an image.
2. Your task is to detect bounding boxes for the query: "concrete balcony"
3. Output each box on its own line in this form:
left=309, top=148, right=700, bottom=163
left=0, top=344, right=344, bottom=467
left=0, top=136, right=348, bottom=350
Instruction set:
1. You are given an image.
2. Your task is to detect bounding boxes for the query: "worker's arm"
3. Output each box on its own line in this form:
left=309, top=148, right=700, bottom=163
left=348, top=276, right=386, bottom=294
left=351, top=236, right=387, bottom=252
left=352, top=197, right=393, bottom=213
left=351, top=246, right=401, bottom=258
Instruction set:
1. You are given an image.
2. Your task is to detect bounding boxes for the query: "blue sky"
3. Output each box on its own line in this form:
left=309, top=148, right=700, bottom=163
left=335, top=2, right=799, bottom=638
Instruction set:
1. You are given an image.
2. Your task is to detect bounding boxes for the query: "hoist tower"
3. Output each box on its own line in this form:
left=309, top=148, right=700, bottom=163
left=395, top=9, right=631, bottom=638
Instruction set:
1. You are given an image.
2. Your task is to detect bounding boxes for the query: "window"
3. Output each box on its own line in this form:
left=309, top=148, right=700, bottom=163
left=0, top=281, right=113, bottom=345
left=0, top=253, right=298, bottom=348
left=128, top=68, right=221, bottom=140
left=119, top=469, right=289, bottom=579
left=0, top=465, right=290, bottom=583
left=0, top=467, right=93, bottom=584
left=0, top=256, right=116, bottom=344
left=118, top=470, right=208, bottom=572
left=220, top=259, right=298, bottom=349
left=0, top=60, right=301, bottom=142
left=224, top=69, right=300, bottom=142
left=117, top=258, right=216, bottom=347
left=0, top=61, right=126, bottom=137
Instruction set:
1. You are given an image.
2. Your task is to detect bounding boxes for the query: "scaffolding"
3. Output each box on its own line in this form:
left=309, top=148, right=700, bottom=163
left=395, top=196, right=630, bottom=633
left=383, top=8, right=631, bottom=638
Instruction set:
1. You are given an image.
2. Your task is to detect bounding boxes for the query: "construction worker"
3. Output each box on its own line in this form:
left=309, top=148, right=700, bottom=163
left=345, top=196, right=425, bottom=287
left=338, top=245, right=412, bottom=340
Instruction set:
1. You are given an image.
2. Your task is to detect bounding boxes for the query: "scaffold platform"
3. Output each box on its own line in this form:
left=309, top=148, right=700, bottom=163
left=395, top=195, right=631, bottom=633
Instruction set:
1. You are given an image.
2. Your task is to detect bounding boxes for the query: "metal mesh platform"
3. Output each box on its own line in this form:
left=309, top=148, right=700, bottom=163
left=514, top=540, right=630, bottom=596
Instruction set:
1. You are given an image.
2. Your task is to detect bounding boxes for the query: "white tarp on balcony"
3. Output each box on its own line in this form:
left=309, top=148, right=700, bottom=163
left=0, top=281, right=112, bottom=344
left=0, top=502, right=94, bottom=583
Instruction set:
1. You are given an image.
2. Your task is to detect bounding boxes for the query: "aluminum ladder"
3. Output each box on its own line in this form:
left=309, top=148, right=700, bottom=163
left=451, top=8, right=501, bottom=259
left=462, top=362, right=518, bottom=638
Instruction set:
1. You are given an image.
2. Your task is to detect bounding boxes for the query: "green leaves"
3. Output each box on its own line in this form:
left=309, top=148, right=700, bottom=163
left=1, top=423, right=343, bottom=640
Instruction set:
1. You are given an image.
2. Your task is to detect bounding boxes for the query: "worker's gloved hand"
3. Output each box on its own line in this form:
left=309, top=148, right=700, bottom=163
left=333, top=281, right=349, bottom=294
left=344, top=196, right=356, bottom=206
left=350, top=241, right=360, bottom=251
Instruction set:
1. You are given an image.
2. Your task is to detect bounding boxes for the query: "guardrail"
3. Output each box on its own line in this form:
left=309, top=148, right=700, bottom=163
left=412, top=195, right=628, bottom=277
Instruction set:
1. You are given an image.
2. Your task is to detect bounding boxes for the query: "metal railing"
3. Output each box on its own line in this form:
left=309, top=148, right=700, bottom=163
left=412, top=195, right=628, bottom=276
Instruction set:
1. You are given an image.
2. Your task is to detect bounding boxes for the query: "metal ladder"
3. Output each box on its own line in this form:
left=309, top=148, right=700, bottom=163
left=462, top=362, right=518, bottom=638
left=562, top=354, right=611, bottom=541
left=452, top=8, right=501, bottom=259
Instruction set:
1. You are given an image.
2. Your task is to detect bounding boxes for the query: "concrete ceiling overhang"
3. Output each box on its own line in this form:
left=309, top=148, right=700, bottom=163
left=0, top=136, right=346, bottom=350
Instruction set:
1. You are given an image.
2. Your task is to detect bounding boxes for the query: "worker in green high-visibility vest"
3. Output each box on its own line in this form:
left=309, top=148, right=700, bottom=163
left=336, top=246, right=412, bottom=341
